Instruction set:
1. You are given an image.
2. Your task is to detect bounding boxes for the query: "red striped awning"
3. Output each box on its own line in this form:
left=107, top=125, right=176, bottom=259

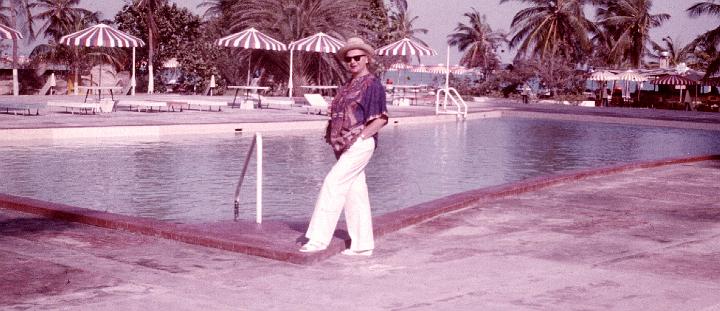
left=0, top=24, right=23, bottom=40
left=651, top=74, right=698, bottom=85
left=387, top=63, right=413, bottom=71
left=216, top=28, right=287, bottom=51
left=376, top=38, right=437, bottom=56
left=289, top=32, right=344, bottom=53
left=59, top=24, right=144, bottom=47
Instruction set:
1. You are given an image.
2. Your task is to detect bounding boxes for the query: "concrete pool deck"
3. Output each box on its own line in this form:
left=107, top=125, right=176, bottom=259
left=1, top=96, right=720, bottom=309
left=1, top=158, right=719, bottom=310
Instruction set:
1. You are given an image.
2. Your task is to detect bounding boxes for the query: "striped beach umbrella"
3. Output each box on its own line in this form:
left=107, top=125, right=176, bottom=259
left=1, top=24, right=23, bottom=96
left=59, top=23, right=144, bottom=47
left=651, top=74, right=697, bottom=85
left=60, top=23, right=145, bottom=93
left=588, top=71, right=618, bottom=81
left=651, top=74, right=698, bottom=107
left=376, top=38, right=437, bottom=56
left=216, top=27, right=287, bottom=50
left=288, top=32, right=344, bottom=53
left=616, top=70, right=647, bottom=82
left=217, top=28, right=287, bottom=86
left=287, top=32, right=344, bottom=96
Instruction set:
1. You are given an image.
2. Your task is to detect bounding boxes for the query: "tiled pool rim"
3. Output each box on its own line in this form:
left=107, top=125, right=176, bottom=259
left=2, top=154, right=718, bottom=265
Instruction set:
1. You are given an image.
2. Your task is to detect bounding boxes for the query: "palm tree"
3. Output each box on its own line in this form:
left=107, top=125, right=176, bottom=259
left=646, top=36, right=693, bottom=68
left=2, top=0, right=36, bottom=95
left=32, top=0, right=97, bottom=42
left=134, top=0, right=162, bottom=93
left=596, top=0, right=670, bottom=68
left=227, top=0, right=369, bottom=89
left=387, top=5, right=429, bottom=63
left=447, top=8, right=505, bottom=79
left=687, top=1, right=720, bottom=77
left=197, top=0, right=235, bottom=20
left=500, top=0, right=594, bottom=62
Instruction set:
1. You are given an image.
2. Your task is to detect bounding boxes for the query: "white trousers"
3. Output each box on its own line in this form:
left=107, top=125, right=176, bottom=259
left=305, top=137, right=375, bottom=251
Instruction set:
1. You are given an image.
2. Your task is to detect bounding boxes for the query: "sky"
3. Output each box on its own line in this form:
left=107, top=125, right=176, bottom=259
left=19, top=0, right=719, bottom=65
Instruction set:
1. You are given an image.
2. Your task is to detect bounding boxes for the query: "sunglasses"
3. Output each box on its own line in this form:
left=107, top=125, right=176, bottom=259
left=344, top=55, right=366, bottom=63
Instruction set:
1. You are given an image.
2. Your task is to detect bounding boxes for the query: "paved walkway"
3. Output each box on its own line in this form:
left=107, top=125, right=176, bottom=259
left=1, top=160, right=719, bottom=310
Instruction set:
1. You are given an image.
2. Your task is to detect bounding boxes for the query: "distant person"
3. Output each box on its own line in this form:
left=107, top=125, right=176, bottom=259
left=521, top=84, right=531, bottom=104
left=601, top=87, right=609, bottom=107
left=299, top=37, right=388, bottom=256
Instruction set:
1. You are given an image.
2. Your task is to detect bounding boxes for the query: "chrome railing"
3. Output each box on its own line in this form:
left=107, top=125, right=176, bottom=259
left=435, top=87, right=467, bottom=118
left=234, top=133, right=263, bottom=223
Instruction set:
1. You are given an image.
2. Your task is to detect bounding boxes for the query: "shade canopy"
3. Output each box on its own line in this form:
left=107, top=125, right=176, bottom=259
left=388, top=62, right=413, bottom=71
left=216, top=27, right=287, bottom=50
left=588, top=71, right=618, bottom=81
left=376, top=38, right=437, bottom=56
left=289, top=32, right=344, bottom=53
left=0, top=24, right=23, bottom=40
left=616, top=70, right=647, bottom=82
left=651, top=74, right=697, bottom=85
left=59, top=23, right=144, bottom=47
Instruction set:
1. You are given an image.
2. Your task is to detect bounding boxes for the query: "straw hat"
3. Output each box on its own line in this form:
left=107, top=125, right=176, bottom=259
left=338, top=37, right=375, bottom=60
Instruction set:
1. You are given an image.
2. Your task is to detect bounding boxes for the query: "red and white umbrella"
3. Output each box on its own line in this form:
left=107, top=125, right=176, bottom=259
left=588, top=71, right=618, bottom=81
left=376, top=38, right=437, bottom=56
left=388, top=62, right=413, bottom=71
left=288, top=32, right=344, bottom=53
left=0, top=24, right=23, bottom=96
left=59, top=23, right=144, bottom=47
left=651, top=74, right=698, bottom=106
left=60, top=23, right=145, bottom=94
left=217, top=27, right=287, bottom=86
left=216, top=27, right=287, bottom=50
left=651, top=74, right=697, bottom=85
left=616, top=70, right=647, bottom=82
left=287, top=32, right=344, bottom=96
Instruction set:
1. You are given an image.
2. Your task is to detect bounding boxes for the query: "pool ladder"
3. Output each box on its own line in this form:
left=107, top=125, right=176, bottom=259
left=234, top=132, right=263, bottom=224
left=435, top=87, right=467, bottom=118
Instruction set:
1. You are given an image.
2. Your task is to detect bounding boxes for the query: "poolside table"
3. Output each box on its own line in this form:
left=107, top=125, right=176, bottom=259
left=77, top=86, right=123, bottom=103
left=390, top=85, right=425, bottom=106
left=227, top=86, right=270, bottom=109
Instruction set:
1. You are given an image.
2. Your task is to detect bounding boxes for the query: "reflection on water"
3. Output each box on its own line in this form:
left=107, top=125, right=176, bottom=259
left=1, top=118, right=719, bottom=223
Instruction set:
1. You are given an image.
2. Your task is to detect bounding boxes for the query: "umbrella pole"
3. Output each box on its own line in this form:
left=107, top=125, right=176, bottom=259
left=247, top=54, right=251, bottom=86
left=289, top=49, right=294, bottom=97
left=131, top=47, right=136, bottom=95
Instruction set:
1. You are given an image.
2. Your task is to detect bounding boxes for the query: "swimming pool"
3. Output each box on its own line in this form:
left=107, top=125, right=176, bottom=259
left=1, top=117, right=719, bottom=223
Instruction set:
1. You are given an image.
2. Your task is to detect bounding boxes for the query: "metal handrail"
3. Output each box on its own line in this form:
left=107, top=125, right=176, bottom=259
left=234, top=132, right=263, bottom=223
left=435, top=87, right=467, bottom=118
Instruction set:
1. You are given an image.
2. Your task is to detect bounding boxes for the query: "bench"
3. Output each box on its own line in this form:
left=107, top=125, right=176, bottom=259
left=0, top=102, right=46, bottom=115
left=117, top=100, right=169, bottom=112
left=47, top=100, right=115, bottom=114
left=182, top=99, right=228, bottom=111
left=259, top=96, right=295, bottom=109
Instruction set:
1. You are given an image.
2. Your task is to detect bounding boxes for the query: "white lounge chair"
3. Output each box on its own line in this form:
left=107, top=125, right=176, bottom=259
left=260, top=96, right=295, bottom=109
left=116, top=99, right=168, bottom=112
left=47, top=99, right=115, bottom=114
left=303, top=93, right=329, bottom=115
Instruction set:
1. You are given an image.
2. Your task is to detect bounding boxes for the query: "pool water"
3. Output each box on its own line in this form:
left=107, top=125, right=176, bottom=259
left=1, top=117, right=719, bottom=223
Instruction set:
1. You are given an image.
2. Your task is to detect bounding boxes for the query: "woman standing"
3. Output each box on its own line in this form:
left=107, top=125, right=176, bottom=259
left=299, top=37, right=388, bottom=256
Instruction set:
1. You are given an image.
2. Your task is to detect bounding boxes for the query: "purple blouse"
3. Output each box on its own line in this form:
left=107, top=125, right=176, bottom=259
left=327, top=74, right=388, bottom=154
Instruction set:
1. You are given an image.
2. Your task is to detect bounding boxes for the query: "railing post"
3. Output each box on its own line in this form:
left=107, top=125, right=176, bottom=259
left=256, top=133, right=263, bottom=224
left=233, top=132, right=263, bottom=224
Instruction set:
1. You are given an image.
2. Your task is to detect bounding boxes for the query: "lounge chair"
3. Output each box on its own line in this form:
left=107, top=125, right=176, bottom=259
left=47, top=99, right=115, bottom=114
left=116, top=99, right=168, bottom=112
left=303, top=93, right=329, bottom=115
left=259, top=96, right=295, bottom=109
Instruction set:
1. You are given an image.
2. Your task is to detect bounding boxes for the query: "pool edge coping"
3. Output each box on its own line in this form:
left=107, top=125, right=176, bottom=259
left=2, top=154, right=718, bottom=265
